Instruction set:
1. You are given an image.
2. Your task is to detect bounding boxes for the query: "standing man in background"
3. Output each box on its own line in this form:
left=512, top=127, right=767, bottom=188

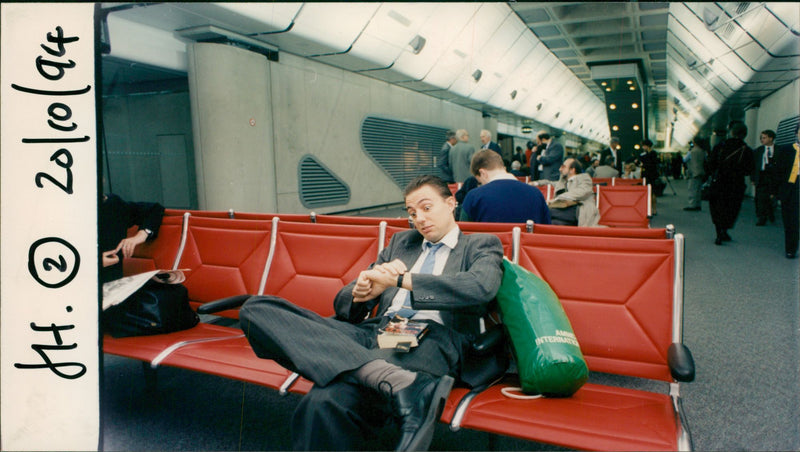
left=536, top=131, right=564, bottom=181
left=684, top=136, right=708, bottom=211
left=600, top=137, right=623, bottom=174
left=450, top=129, right=476, bottom=183
left=437, top=130, right=457, bottom=183
left=775, top=126, right=799, bottom=258
left=752, top=129, right=779, bottom=225
left=479, top=129, right=502, bottom=155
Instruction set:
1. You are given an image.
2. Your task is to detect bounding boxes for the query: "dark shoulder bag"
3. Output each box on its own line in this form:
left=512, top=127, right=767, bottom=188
left=103, top=280, right=199, bottom=337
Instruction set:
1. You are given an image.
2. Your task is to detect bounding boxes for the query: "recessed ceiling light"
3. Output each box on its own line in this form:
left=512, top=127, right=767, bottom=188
left=605, top=87, right=611, bottom=92
left=612, top=125, right=619, bottom=131
left=632, top=103, right=639, bottom=109
left=627, top=80, right=633, bottom=85
left=601, top=81, right=607, bottom=86
left=609, top=104, right=617, bottom=110
left=634, top=144, right=641, bottom=150
left=629, top=86, right=636, bottom=91
left=633, top=125, right=640, bottom=131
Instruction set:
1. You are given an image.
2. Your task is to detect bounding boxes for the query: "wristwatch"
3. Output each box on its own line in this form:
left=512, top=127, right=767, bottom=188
left=396, top=272, right=405, bottom=288
left=142, top=228, right=153, bottom=238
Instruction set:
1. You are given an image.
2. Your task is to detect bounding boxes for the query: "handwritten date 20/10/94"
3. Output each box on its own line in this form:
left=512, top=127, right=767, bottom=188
left=11, top=24, right=91, bottom=381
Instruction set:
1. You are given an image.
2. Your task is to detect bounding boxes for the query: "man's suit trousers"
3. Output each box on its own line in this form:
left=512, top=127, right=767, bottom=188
left=239, top=295, right=464, bottom=386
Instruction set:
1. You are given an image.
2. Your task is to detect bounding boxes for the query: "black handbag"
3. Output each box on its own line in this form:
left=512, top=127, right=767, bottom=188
left=103, top=280, right=199, bottom=337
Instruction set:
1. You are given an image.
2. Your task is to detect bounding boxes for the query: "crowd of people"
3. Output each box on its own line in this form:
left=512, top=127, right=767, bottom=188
left=437, top=124, right=799, bottom=259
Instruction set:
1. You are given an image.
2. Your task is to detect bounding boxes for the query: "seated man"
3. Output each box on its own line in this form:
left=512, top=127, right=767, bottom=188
left=593, top=155, right=620, bottom=178
left=460, top=149, right=551, bottom=224
left=531, top=158, right=600, bottom=227
left=240, top=175, right=504, bottom=451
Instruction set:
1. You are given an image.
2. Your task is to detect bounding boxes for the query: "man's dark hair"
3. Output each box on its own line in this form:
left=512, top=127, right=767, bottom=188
left=526, top=140, right=534, bottom=149
left=692, top=136, right=710, bottom=151
left=537, top=132, right=551, bottom=140
left=403, top=174, right=452, bottom=200
left=445, top=130, right=456, bottom=140
left=568, top=159, right=584, bottom=174
left=761, top=129, right=776, bottom=139
left=470, top=149, right=504, bottom=176
left=729, top=122, right=748, bottom=139
left=641, top=139, right=653, bottom=147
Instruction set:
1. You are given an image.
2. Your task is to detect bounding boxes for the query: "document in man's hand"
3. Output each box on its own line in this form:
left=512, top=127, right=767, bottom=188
left=102, top=269, right=187, bottom=311
left=377, top=315, right=429, bottom=352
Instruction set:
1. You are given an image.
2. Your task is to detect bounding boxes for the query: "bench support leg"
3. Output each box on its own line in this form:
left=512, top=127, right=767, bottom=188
left=142, top=362, right=158, bottom=392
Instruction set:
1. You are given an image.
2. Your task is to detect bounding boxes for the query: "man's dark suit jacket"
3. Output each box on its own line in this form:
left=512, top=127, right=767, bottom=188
left=333, top=228, right=505, bottom=386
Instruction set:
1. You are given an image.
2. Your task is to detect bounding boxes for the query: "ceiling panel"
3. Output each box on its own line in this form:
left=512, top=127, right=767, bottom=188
left=100, top=2, right=799, bottom=148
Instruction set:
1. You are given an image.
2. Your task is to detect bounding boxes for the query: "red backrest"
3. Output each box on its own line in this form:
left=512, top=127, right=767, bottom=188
left=233, top=212, right=313, bottom=222
left=597, top=185, right=650, bottom=228
left=457, top=222, right=524, bottom=258
left=178, top=216, right=273, bottom=317
left=591, top=177, right=614, bottom=186
left=613, top=177, right=644, bottom=186
left=264, top=221, right=381, bottom=317
left=315, top=214, right=411, bottom=228
left=531, top=223, right=667, bottom=239
left=517, top=233, right=675, bottom=382
left=448, top=183, right=459, bottom=197
left=164, top=208, right=232, bottom=218
left=123, top=215, right=185, bottom=276
left=536, top=184, right=552, bottom=202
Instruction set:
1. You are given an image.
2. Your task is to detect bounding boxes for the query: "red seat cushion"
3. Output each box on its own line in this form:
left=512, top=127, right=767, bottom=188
left=454, top=381, right=679, bottom=451
left=158, top=335, right=294, bottom=390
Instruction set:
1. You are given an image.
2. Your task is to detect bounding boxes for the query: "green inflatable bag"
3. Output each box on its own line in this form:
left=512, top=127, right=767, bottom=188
left=496, top=259, right=589, bottom=397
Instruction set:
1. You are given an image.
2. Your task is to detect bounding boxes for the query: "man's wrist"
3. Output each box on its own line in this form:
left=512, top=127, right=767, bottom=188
left=396, top=272, right=404, bottom=288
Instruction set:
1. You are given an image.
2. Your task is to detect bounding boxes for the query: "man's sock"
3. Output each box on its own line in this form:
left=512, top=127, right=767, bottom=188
left=351, top=359, right=416, bottom=394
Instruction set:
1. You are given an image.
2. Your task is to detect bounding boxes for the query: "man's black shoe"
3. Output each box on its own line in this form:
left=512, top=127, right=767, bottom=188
left=390, top=372, right=454, bottom=451
left=787, top=252, right=797, bottom=259
left=721, top=231, right=732, bottom=241
left=683, top=206, right=701, bottom=211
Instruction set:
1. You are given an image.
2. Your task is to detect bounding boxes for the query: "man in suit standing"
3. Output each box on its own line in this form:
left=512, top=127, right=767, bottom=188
left=535, top=131, right=564, bottom=181
left=240, top=175, right=504, bottom=450
left=437, top=129, right=457, bottom=183
left=775, top=126, right=799, bottom=258
left=479, top=129, right=502, bottom=156
left=752, top=129, right=779, bottom=225
left=450, top=129, right=476, bottom=183
left=600, top=137, right=623, bottom=174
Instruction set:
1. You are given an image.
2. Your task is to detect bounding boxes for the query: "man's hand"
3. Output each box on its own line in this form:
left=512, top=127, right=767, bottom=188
left=352, top=259, right=407, bottom=302
left=116, top=230, right=148, bottom=259
left=102, top=250, right=120, bottom=268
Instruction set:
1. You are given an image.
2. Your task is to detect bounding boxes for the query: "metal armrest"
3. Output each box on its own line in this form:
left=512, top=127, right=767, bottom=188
left=668, top=342, right=695, bottom=382
left=196, top=294, right=253, bottom=315
left=470, top=324, right=505, bottom=356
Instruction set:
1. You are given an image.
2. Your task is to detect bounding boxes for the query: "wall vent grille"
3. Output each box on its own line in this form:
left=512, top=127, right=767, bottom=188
left=361, top=116, right=448, bottom=188
left=298, top=154, right=350, bottom=208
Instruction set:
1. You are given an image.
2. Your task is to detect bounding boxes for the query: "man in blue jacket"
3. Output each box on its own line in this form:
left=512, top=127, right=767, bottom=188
left=535, top=131, right=564, bottom=181
left=460, top=149, right=551, bottom=224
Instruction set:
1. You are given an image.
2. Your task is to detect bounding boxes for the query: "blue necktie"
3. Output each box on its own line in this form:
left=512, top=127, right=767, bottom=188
left=390, top=242, right=444, bottom=319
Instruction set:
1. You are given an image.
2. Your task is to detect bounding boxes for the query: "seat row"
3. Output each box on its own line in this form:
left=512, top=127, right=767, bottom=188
left=107, top=212, right=693, bottom=451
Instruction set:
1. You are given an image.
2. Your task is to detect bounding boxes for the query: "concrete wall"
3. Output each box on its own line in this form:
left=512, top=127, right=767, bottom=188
left=756, top=79, right=800, bottom=140
left=267, top=51, right=484, bottom=213
left=188, top=43, right=276, bottom=213
left=102, top=92, right=196, bottom=208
